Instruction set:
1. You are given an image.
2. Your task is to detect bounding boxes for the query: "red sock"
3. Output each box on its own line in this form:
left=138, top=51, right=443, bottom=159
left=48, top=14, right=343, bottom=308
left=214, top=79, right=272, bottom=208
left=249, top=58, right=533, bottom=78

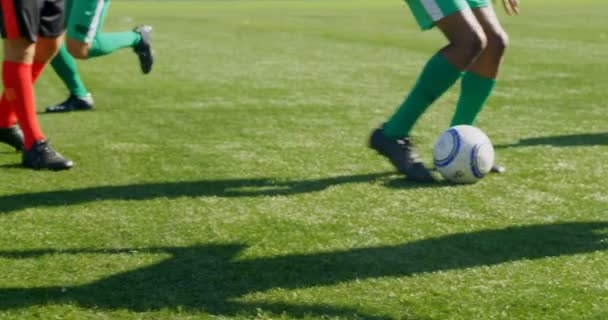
left=2, top=61, right=45, bottom=149
left=0, top=60, right=46, bottom=128
left=0, top=94, right=17, bottom=127
left=31, top=60, right=46, bottom=81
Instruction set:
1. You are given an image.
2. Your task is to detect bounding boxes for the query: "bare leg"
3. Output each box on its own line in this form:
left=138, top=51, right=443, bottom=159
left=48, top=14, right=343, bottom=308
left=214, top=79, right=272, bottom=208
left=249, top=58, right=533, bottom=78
left=467, top=7, right=509, bottom=79
left=3, top=38, right=35, bottom=63
left=34, top=35, right=64, bottom=64
left=382, top=8, right=490, bottom=139
left=435, top=8, right=488, bottom=71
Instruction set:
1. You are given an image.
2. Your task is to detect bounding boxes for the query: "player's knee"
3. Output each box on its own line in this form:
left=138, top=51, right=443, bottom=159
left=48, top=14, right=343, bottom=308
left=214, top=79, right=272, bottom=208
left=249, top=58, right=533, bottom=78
left=455, top=31, right=487, bottom=64
left=2, top=38, right=36, bottom=63
left=486, top=31, right=509, bottom=56
left=469, top=31, right=488, bottom=55
left=66, top=40, right=89, bottom=59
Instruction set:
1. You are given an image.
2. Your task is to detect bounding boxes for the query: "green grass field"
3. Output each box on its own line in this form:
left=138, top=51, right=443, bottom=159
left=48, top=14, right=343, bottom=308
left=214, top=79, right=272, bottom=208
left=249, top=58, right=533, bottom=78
left=1, top=0, right=607, bottom=319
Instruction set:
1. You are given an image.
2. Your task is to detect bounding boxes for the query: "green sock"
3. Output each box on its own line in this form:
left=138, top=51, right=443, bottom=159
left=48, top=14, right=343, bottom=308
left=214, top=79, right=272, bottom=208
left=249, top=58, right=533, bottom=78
left=50, top=45, right=88, bottom=97
left=87, top=31, right=142, bottom=58
left=383, top=53, right=464, bottom=139
left=450, top=72, right=496, bottom=126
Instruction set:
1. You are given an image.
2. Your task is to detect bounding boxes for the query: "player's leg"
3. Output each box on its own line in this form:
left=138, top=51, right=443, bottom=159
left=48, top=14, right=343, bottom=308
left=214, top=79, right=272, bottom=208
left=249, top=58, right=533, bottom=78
left=0, top=31, right=63, bottom=145
left=371, top=0, right=486, bottom=182
left=2, top=37, right=72, bottom=169
left=0, top=0, right=73, bottom=169
left=47, top=44, right=94, bottom=112
left=0, top=37, right=23, bottom=151
left=47, top=0, right=95, bottom=113
left=0, top=37, right=52, bottom=150
left=382, top=4, right=486, bottom=139
left=0, top=37, right=33, bottom=151
left=0, top=13, right=46, bottom=155
left=25, top=0, right=74, bottom=169
left=48, top=0, right=93, bottom=112
left=450, top=3, right=508, bottom=126
left=65, top=0, right=153, bottom=73
left=0, top=0, right=33, bottom=150
left=449, top=3, right=508, bottom=173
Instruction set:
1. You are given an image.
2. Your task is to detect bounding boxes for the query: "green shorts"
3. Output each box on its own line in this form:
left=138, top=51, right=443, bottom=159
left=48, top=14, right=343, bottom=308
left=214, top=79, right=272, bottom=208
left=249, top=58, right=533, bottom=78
left=66, top=0, right=110, bottom=43
left=406, top=0, right=491, bottom=30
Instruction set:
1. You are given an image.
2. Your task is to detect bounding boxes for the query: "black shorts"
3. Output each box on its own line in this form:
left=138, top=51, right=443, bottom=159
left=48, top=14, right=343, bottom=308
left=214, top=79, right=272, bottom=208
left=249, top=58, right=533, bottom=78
left=0, top=0, right=65, bottom=42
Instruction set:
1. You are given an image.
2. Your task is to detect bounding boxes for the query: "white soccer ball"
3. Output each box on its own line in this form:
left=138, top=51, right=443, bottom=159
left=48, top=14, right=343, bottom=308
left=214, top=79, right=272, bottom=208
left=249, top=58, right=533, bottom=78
left=433, top=125, right=495, bottom=184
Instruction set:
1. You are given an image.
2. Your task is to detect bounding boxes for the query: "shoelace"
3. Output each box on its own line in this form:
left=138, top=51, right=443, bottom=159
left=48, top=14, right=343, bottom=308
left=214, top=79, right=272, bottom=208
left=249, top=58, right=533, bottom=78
left=33, top=142, right=59, bottom=159
left=36, top=142, right=52, bottom=154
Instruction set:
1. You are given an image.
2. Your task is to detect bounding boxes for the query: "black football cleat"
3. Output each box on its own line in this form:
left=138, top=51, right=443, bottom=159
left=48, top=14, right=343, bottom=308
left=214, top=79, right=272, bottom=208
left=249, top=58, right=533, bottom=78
left=369, top=128, right=435, bottom=182
left=133, top=25, right=154, bottom=74
left=46, top=93, right=94, bottom=113
left=0, top=124, right=24, bottom=151
left=22, top=140, right=73, bottom=170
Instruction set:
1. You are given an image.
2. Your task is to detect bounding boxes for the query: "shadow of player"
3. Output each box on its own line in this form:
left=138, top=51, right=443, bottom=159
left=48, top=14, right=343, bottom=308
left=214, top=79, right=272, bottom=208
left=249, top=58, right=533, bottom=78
left=495, top=132, right=608, bottom=149
left=0, top=221, right=606, bottom=318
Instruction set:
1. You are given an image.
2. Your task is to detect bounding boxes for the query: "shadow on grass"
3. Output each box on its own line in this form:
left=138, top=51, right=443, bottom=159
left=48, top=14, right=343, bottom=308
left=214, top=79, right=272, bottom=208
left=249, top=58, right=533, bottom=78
left=0, top=222, right=606, bottom=318
left=0, top=172, right=453, bottom=214
left=495, top=132, right=608, bottom=149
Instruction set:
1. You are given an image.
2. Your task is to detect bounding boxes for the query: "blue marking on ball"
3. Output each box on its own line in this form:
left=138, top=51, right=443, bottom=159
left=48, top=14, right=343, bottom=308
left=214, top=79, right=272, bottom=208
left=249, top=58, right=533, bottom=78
left=470, top=143, right=487, bottom=178
left=434, top=128, right=460, bottom=168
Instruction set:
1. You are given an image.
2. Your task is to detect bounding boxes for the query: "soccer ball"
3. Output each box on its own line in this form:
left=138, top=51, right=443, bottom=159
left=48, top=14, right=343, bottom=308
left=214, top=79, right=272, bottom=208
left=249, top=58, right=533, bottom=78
left=433, top=125, right=495, bottom=184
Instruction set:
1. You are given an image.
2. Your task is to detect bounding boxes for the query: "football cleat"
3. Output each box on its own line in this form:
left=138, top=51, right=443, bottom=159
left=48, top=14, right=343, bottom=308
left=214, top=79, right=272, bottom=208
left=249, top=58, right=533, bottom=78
left=0, top=124, right=24, bottom=151
left=133, top=25, right=154, bottom=74
left=45, top=93, right=94, bottom=113
left=22, top=140, right=73, bottom=170
left=369, top=128, right=435, bottom=182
